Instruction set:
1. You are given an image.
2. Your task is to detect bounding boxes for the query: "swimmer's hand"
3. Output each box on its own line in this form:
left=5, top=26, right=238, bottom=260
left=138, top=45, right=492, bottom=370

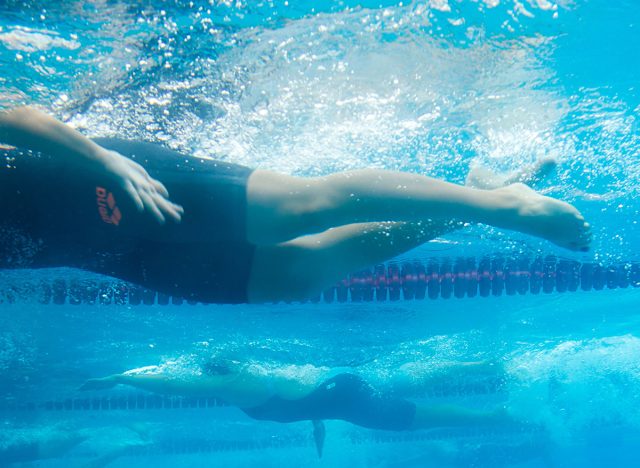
left=101, top=149, right=184, bottom=224
left=1, top=107, right=181, bottom=223
left=79, top=376, right=118, bottom=391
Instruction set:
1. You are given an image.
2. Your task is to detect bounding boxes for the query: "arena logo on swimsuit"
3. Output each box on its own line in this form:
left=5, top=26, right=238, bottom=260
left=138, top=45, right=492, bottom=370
left=96, top=187, right=122, bottom=226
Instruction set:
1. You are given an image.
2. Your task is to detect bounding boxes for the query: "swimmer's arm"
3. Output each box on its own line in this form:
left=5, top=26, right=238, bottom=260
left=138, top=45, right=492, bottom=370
left=0, top=107, right=183, bottom=223
left=115, top=374, right=220, bottom=396
left=80, top=373, right=228, bottom=397
left=0, top=106, right=111, bottom=168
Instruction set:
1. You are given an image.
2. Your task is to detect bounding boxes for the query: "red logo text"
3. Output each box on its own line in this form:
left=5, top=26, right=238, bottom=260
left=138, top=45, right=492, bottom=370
left=96, top=187, right=122, bottom=226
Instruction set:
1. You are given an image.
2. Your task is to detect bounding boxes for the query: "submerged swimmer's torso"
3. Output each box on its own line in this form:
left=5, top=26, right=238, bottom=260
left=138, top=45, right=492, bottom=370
left=0, top=139, right=256, bottom=303
left=241, top=372, right=417, bottom=430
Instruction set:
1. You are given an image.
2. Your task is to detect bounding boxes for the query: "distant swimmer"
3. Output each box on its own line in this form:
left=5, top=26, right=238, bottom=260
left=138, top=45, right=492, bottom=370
left=0, top=107, right=591, bottom=303
left=0, top=423, right=152, bottom=466
left=0, top=431, right=86, bottom=466
left=80, top=360, right=513, bottom=458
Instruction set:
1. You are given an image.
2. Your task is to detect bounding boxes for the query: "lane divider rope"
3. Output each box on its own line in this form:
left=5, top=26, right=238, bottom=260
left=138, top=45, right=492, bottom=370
left=1, top=256, right=638, bottom=304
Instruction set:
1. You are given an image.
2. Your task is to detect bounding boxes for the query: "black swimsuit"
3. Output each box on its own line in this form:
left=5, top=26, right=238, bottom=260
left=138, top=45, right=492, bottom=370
left=242, top=373, right=417, bottom=431
left=0, top=139, right=255, bottom=303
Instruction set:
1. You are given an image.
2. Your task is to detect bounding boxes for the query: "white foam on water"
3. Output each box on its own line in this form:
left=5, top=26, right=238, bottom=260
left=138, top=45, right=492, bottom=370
left=507, top=334, right=640, bottom=439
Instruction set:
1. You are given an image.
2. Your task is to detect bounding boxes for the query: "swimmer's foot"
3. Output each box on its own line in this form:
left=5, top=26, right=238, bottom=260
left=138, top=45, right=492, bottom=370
left=79, top=376, right=118, bottom=391
left=466, top=158, right=557, bottom=190
left=491, top=183, right=591, bottom=252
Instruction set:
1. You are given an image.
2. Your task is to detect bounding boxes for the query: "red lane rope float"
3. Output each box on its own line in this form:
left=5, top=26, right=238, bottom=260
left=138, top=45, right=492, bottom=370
left=0, top=256, right=638, bottom=305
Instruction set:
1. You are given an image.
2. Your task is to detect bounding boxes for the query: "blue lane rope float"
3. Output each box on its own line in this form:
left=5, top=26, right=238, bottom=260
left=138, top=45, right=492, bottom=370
left=0, top=393, right=228, bottom=413
left=0, top=256, right=638, bottom=305
left=1, top=397, right=539, bottom=454
left=0, top=376, right=504, bottom=414
left=122, top=426, right=541, bottom=456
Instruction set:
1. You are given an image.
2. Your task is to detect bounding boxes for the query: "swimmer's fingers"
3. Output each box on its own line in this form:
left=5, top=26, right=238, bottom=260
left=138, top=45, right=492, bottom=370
left=139, top=190, right=166, bottom=224
left=103, top=151, right=152, bottom=215
left=133, top=180, right=182, bottom=224
left=149, top=178, right=170, bottom=198
left=128, top=172, right=179, bottom=223
left=137, top=176, right=183, bottom=223
left=123, top=180, right=145, bottom=213
left=125, top=158, right=170, bottom=198
left=153, top=192, right=184, bottom=223
left=105, top=150, right=180, bottom=224
left=139, top=187, right=183, bottom=224
left=79, top=377, right=117, bottom=391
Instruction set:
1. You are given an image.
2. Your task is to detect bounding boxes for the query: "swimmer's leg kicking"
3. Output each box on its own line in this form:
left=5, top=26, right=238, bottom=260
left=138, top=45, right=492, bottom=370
left=248, top=220, right=456, bottom=302
left=243, top=159, right=589, bottom=300
left=245, top=166, right=590, bottom=250
left=247, top=160, right=568, bottom=302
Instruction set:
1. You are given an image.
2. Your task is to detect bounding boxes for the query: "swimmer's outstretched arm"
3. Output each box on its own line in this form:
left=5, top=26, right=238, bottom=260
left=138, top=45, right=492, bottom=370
left=80, top=373, right=227, bottom=397
left=0, top=106, right=183, bottom=224
left=1, top=106, right=112, bottom=166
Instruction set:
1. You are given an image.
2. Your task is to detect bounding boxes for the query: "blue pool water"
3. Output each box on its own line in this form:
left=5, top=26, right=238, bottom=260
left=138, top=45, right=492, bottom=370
left=1, top=0, right=639, bottom=466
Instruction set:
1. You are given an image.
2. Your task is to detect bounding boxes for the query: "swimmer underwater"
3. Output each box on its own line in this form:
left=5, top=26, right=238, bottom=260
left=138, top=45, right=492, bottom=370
left=0, top=107, right=591, bottom=304
left=80, top=360, right=513, bottom=458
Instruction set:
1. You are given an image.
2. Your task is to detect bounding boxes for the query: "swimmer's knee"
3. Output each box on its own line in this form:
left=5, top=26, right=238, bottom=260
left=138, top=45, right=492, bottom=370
left=246, top=170, right=336, bottom=243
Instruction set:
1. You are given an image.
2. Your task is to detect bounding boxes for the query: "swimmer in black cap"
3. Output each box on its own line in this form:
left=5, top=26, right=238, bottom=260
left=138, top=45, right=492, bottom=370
left=0, top=107, right=591, bottom=303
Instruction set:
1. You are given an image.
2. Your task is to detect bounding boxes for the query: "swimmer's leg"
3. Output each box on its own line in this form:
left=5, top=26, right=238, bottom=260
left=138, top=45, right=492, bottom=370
left=248, top=220, right=458, bottom=302
left=36, top=430, right=88, bottom=462
left=410, top=405, right=515, bottom=430
left=246, top=162, right=580, bottom=303
left=465, top=158, right=557, bottom=190
left=390, top=360, right=504, bottom=395
left=85, top=426, right=152, bottom=468
left=246, top=167, right=590, bottom=251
